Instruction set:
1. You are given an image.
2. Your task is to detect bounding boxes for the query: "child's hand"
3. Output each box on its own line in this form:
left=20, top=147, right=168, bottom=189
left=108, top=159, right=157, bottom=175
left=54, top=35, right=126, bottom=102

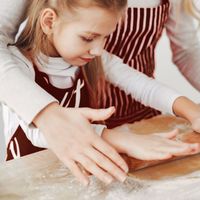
left=102, top=126, right=200, bottom=160
left=191, top=117, right=200, bottom=133
left=33, top=103, right=128, bottom=186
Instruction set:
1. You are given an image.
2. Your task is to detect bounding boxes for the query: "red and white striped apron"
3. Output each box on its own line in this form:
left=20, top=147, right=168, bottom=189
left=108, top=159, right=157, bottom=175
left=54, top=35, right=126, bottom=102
left=6, top=67, right=89, bottom=160
left=104, top=0, right=170, bottom=128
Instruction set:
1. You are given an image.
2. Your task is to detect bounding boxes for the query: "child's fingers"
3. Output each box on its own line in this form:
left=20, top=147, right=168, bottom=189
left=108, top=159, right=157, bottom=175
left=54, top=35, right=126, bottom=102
left=63, top=158, right=89, bottom=186
left=85, top=147, right=127, bottom=182
left=92, top=136, right=129, bottom=175
left=153, top=130, right=200, bottom=156
left=129, top=150, right=172, bottom=160
left=192, top=118, right=200, bottom=133
left=76, top=155, right=114, bottom=184
left=188, top=143, right=200, bottom=155
left=154, top=141, right=199, bottom=156
left=164, top=145, right=194, bottom=156
left=150, top=152, right=172, bottom=160
left=190, top=143, right=200, bottom=151
left=153, top=129, right=179, bottom=139
left=77, top=163, right=91, bottom=176
left=132, top=144, right=192, bottom=160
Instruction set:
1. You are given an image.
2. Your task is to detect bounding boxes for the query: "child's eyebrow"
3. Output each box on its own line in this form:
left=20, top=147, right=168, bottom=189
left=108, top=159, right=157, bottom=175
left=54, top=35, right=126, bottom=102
left=84, top=31, right=101, bottom=37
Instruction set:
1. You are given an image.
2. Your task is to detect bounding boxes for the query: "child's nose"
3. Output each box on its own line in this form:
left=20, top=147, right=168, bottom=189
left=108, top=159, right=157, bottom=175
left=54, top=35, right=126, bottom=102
left=89, top=43, right=104, bottom=56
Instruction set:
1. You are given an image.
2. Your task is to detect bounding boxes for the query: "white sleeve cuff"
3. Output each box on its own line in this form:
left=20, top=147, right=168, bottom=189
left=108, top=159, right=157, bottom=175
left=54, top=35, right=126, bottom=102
left=91, top=124, right=107, bottom=137
left=20, top=121, right=48, bottom=148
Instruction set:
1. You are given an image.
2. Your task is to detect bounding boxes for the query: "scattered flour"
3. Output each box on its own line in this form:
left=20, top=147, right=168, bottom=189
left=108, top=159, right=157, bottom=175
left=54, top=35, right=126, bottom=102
left=15, top=163, right=200, bottom=200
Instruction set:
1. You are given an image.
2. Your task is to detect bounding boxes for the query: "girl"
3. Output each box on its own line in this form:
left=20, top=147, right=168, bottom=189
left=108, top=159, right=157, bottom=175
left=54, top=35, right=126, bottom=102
left=2, top=0, right=200, bottom=185
left=0, top=0, right=199, bottom=154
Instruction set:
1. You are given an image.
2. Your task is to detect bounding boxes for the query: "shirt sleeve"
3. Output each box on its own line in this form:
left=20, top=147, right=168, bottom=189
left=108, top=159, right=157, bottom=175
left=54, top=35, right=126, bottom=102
left=165, top=0, right=200, bottom=91
left=102, top=50, right=182, bottom=115
left=2, top=102, right=48, bottom=148
left=0, top=0, right=57, bottom=124
left=3, top=98, right=106, bottom=149
left=91, top=124, right=107, bottom=137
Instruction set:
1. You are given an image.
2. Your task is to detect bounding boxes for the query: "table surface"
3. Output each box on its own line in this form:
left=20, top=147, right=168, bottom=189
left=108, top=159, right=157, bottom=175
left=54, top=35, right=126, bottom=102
left=1, top=116, right=200, bottom=200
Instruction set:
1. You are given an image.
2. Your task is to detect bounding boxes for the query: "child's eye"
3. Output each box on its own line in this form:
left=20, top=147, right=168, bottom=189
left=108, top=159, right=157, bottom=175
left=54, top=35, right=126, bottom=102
left=80, top=36, right=94, bottom=42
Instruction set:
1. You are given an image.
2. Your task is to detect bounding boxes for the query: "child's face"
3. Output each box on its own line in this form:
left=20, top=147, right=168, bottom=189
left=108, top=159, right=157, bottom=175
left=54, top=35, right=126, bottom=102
left=49, top=7, right=123, bottom=66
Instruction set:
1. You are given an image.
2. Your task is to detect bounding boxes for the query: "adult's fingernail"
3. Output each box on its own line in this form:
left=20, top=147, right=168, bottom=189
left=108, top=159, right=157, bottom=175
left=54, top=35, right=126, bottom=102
left=119, top=174, right=127, bottom=182
left=82, top=179, right=89, bottom=187
left=123, top=165, right=129, bottom=173
left=190, top=143, right=200, bottom=149
left=105, top=176, right=113, bottom=184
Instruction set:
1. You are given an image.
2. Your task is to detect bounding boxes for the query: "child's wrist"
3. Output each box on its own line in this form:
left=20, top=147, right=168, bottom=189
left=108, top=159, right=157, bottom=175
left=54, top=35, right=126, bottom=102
left=101, top=128, right=112, bottom=140
left=102, top=128, right=129, bottom=153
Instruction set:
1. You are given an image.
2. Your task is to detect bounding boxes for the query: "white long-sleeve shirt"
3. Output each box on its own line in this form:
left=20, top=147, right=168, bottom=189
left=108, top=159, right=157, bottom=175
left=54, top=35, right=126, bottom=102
left=3, top=45, right=180, bottom=148
left=0, top=0, right=199, bottom=124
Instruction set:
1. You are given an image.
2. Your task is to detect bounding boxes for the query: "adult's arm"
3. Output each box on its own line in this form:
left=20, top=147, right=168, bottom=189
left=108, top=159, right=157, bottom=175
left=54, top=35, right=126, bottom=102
left=2, top=100, right=106, bottom=149
left=0, top=0, right=56, bottom=124
left=165, top=0, right=200, bottom=91
left=0, top=1, right=128, bottom=184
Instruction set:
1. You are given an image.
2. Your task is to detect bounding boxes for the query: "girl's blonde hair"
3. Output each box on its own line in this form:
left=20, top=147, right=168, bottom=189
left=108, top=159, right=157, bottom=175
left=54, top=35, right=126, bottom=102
left=15, top=0, right=127, bottom=108
left=184, top=0, right=200, bottom=21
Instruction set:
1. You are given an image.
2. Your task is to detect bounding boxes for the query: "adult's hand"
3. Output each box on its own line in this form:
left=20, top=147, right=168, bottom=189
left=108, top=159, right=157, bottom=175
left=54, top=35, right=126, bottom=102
left=33, top=103, right=128, bottom=185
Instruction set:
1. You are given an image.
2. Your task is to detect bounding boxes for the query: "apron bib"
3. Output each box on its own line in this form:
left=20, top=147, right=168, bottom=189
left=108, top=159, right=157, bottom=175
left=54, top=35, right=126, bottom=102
left=6, top=67, right=88, bottom=160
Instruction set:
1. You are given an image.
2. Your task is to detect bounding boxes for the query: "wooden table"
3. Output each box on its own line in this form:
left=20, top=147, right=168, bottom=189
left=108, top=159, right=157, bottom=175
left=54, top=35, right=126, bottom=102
left=1, top=116, right=200, bottom=200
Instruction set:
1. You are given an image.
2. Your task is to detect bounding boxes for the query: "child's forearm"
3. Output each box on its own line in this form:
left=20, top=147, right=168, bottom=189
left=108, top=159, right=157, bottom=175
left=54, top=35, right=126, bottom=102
left=172, top=96, right=200, bottom=123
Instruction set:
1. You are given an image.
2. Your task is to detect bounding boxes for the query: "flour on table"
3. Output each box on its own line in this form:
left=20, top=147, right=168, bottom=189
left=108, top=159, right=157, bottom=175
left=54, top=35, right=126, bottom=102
left=12, top=162, right=200, bottom=200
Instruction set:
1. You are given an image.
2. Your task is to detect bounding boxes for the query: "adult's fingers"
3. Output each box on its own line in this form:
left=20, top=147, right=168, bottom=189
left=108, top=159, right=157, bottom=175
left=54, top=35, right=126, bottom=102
left=153, top=129, right=179, bottom=139
left=76, top=162, right=92, bottom=177
left=77, top=154, right=114, bottom=184
left=85, top=146, right=127, bottom=182
left=62, top=158, right=89, bottom=186
left=92, top=137, right=129, bottom=174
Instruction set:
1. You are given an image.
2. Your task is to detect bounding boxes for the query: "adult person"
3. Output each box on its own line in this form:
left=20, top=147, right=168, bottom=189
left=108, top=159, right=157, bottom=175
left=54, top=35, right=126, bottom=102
left=103, top=0, right=200, bottom=128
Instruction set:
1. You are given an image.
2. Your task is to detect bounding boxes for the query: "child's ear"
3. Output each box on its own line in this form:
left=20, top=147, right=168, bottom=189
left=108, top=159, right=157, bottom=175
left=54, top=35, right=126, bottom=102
left=40, top=8, right=57, bottom=35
